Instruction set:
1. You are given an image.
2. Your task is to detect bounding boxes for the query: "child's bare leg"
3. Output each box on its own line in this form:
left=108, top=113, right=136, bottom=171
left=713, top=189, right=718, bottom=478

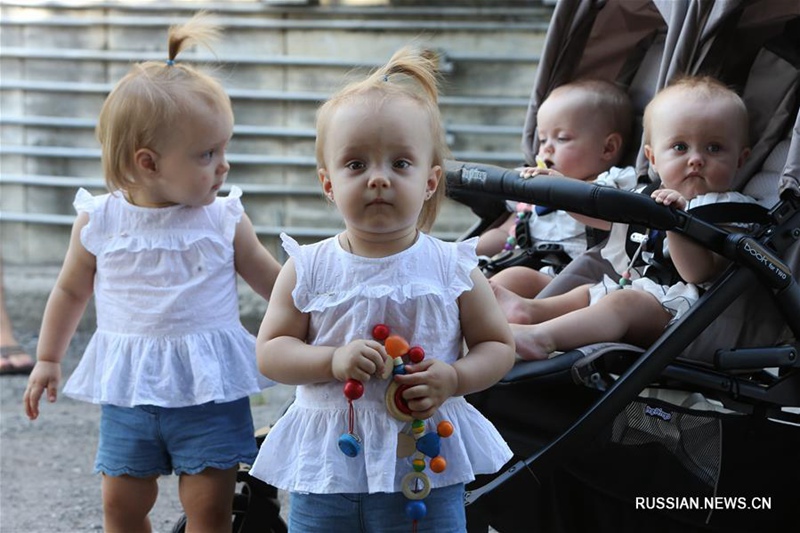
left=491, top=283, right=591, bottom=324
left=102, top=474, right=158, bottom=533
left=513, top=289, right=673, bottom=360
left=490, top=266, right=553, bottom=298
left=179, top=466, right=237, bottom=533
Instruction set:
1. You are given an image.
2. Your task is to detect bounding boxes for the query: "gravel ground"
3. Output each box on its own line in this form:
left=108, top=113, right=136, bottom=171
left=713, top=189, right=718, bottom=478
left=0, top=330, right=295, bottom=533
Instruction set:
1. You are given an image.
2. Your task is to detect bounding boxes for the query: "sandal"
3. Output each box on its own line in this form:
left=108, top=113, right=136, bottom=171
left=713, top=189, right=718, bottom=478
left=0, top=345, right=35, bottom=375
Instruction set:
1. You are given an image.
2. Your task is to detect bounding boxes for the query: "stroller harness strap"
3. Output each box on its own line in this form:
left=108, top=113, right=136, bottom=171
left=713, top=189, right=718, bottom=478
left=624, top=183, right=770, bottom=287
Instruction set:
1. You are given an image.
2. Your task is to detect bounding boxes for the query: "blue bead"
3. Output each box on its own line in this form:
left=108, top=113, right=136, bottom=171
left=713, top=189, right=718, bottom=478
left=405, top=500, right=427, bottom=521
left=338, top=433, right=361, bottom=457
left=416, top=432, right=441, bottom=458
left=393, top=363, right=405, bottom=375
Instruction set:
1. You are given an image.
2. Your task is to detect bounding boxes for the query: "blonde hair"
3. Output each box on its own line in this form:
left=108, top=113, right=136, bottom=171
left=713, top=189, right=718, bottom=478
left=643, top=75, right=749, bottom=147
left=96, top=12, right=232, bottom=193
left=315, top=46, right=450, bottom=231
left=545, top=79, right=633, bottom=162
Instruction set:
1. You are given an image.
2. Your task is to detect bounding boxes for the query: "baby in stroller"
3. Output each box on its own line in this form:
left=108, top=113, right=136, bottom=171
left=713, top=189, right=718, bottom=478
left=493, top=75, right=755, bottom=360
left=477, top=79, right=636, bottom=298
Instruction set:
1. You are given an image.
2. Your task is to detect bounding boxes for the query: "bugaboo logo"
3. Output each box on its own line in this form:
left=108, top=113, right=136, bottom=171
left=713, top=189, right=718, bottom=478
left=644, top=405, right=672, bottom=421
left=462, top=167, right=487, bottom=184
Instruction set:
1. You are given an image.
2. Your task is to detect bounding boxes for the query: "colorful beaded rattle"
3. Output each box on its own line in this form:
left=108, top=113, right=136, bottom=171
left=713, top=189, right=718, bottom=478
left=339, top=324, right=454, bottom=531
left=503, top=202, right=533, bottom=251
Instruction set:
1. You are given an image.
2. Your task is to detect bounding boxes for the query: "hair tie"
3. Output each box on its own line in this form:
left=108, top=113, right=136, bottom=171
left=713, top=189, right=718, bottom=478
left=165, top=59, right=175, bottom=66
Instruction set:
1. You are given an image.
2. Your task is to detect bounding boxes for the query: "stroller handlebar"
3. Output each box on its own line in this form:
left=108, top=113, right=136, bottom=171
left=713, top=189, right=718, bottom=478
left=444, top=160, right=682, bottom=231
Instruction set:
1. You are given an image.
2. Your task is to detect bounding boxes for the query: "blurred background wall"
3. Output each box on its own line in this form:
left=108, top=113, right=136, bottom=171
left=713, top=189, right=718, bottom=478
left=0, top=0, right=552, bottom=331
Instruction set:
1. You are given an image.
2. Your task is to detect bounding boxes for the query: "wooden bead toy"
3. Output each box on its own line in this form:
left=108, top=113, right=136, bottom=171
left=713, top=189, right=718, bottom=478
left=340, top=324, right=457, bottom=531
left=338, top=378, right=365, bottom=457
left=337, top=324, right=395, bottom=458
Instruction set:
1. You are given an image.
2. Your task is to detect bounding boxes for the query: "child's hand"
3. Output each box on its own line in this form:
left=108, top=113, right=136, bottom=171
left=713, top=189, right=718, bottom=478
left=517, top=156, right=560, bottom=179
left=652, top=188, right=688, bottom=210
left=393, top=359, right=458, bottom=420
left=23, top=361, right=62, bottom=420
left=517, top=166, right=563, bottom=179
left=331, top=339, right=389, bottom=383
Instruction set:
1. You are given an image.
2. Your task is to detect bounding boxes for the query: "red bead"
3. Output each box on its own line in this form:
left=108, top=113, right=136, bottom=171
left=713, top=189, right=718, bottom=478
left=343, top=379, right=364, bottom=400
left=372, top=324, right=390, bottom=341
left=408, top=346, right=425, bottom=364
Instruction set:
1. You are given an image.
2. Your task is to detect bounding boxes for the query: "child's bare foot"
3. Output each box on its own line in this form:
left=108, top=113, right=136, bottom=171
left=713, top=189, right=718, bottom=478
left=489, top=280, right=535, bottom=324
left=510, top=324, right=555, bottom=360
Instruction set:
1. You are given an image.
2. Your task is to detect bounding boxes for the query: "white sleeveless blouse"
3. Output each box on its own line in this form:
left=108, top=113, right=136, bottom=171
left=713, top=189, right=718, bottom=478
left=63, top=187, right=270, bottom=407
left=250, top=233, right=513, bottom=494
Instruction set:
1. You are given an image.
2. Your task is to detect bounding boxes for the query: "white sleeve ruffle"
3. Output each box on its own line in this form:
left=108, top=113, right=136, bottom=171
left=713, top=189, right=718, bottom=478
left=593, top=166, right=638, bottom=190
left=220, top=185, right=244, bottom=243
left=73, top=188, right=102, bottom=255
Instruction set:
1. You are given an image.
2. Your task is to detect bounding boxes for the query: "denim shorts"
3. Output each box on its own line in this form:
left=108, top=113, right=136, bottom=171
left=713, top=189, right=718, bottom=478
left=289, top=483, right=466, bottom=532
left=95, top=397, right=257, bottom=477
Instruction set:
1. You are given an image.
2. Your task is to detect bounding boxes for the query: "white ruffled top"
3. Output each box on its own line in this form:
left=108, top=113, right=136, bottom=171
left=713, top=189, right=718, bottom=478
left=62, top=186, right=270, bottom=408
left=249, top=233, right=513, bottom=494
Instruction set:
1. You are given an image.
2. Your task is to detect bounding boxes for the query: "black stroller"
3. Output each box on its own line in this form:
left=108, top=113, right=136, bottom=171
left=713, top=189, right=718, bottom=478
left=445, top=1, right=800, bottom=532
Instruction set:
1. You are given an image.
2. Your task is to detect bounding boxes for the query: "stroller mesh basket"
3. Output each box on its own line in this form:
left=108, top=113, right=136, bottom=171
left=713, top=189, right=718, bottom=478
left=466, top=386, right=798, bottom=533
left=610, top=395, right=724, bottom=492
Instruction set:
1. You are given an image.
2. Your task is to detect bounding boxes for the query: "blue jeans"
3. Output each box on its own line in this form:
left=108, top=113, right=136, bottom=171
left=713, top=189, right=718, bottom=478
left=289, top=483, right=466, bottom=532
left=95, top=397, right=257, bottom=477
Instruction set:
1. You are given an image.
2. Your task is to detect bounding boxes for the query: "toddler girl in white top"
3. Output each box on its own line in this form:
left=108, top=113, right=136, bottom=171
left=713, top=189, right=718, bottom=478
left=23, top=13, right=281, bottom=531
left=249, top=47, right=516, bottom=532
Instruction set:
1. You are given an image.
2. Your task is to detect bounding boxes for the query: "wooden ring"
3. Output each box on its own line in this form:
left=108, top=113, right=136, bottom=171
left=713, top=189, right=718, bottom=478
left=385, top=381, right=413, bottom=422
left=401, top=472, right=431, bottom=500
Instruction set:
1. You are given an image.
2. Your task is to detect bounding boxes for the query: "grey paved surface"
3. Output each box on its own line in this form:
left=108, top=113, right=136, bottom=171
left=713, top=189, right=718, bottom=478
left=0, top=330, right=294, bottom=532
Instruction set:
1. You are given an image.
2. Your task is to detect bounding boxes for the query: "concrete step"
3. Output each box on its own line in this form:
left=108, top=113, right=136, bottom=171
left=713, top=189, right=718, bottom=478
left=0, top=1, right=551, bottom=265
